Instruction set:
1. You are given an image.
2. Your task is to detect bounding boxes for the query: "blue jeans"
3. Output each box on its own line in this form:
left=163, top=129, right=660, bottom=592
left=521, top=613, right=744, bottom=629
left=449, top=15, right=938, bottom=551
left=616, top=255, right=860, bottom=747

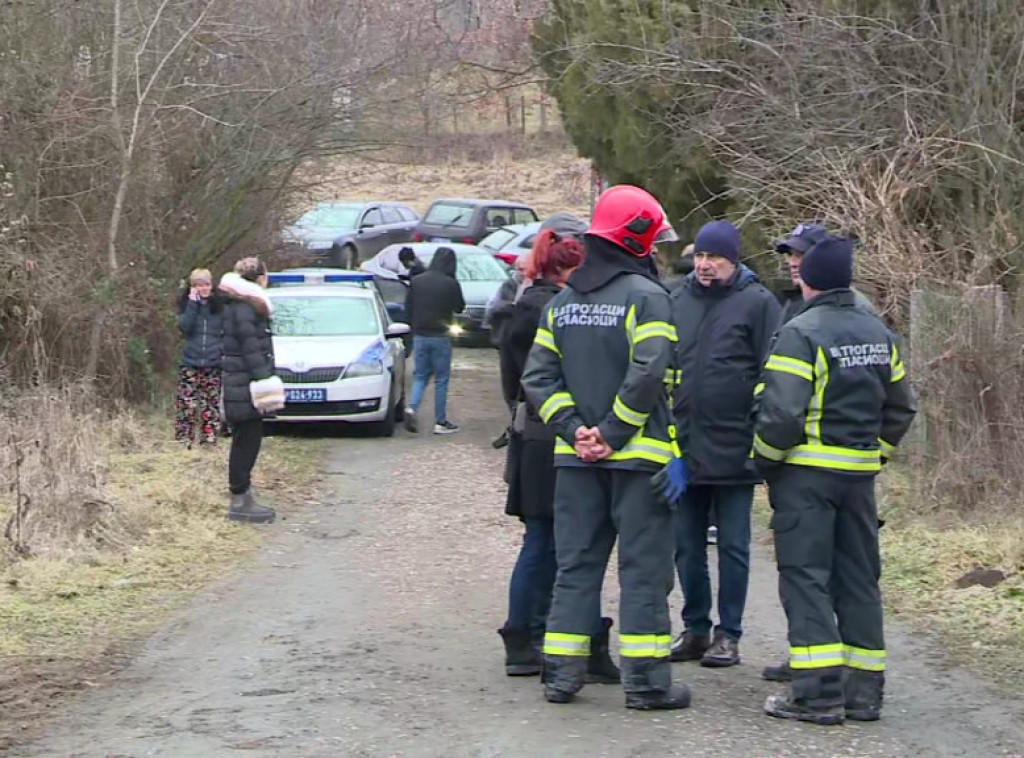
left=408, top=336, right=452, bottom=424
left=673, top=483, right=753, bottom=640
left=506, top=517, right=606, bottom=638
left=507, top=518, right=558, bottom=634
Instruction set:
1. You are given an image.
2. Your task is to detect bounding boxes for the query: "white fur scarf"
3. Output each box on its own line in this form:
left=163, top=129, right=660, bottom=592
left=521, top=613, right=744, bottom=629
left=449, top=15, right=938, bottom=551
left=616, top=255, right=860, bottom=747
left=219, top=272, right=273, bottom=315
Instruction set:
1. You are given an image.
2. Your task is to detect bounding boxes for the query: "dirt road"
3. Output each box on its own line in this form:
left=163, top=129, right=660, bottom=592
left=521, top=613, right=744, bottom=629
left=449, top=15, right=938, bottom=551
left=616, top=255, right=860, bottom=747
left=19, top=350, right=1024, bottom=757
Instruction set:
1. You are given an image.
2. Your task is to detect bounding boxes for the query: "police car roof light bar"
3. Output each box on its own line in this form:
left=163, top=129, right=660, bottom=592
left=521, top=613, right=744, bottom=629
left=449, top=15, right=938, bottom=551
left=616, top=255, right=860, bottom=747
left=267, top=271, right=374, bottom=287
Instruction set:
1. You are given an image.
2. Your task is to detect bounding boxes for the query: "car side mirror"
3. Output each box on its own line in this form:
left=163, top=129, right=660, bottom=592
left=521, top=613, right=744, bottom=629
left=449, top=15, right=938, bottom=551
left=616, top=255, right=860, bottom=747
left=386, top=322, right=411, bottom=337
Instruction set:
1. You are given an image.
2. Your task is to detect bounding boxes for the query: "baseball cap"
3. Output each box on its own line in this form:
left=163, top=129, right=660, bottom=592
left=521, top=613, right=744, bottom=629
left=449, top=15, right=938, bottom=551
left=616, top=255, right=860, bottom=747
left=539, top=212, right=588, bottom=239
left=774, top=223, right=828, bottom=254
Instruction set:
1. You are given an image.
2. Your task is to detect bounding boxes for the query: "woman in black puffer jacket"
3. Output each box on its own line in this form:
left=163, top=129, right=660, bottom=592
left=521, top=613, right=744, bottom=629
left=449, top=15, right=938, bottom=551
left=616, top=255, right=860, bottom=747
left=219, top=257, right=278, bottom=524
left=496, top=228, right=619, bottom=684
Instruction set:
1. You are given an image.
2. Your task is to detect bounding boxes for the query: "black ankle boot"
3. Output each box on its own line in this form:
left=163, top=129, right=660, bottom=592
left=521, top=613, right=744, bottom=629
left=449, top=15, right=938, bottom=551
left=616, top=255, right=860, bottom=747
left=542, top=655, right=587, bottom=704
left=625, top=684, right=692, bottom=710
left=227, top=490, right=275, bottom=524
left=586, top=618, right=621, bottom=684
left=622, top=657, right=691, bottom=710
left=846, top=670, right=884, bottom=721
left=497, top=627, right=541, bottom=676
left=762, top=659, right=793, bottom=682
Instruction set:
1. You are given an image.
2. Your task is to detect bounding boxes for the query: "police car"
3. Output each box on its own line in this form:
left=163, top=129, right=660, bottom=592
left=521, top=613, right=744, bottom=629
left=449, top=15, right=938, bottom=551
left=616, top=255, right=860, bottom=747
left=265, top=269, right=409, bottom=436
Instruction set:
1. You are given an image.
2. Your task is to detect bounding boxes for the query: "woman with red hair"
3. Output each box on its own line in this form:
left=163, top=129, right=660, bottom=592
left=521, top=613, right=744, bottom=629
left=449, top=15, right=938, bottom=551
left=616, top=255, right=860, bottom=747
left=496, top=226, right=619, bottom=684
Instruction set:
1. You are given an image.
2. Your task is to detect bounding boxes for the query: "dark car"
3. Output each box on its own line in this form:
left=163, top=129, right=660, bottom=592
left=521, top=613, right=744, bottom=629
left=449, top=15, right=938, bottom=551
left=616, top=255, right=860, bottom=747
left=412, top=198, right=538, bottom=246
left=361, top=242, right=512, bottom=343
left=281, top=201, right=420, bottom=269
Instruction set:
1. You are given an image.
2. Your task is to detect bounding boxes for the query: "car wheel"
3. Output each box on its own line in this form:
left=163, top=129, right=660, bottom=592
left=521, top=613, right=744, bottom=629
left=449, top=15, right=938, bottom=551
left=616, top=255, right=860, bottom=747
left=394, top=390, right=406, bottom=422
left=327, top=243, right=358, bottom=269
left=370, top=381, right=397, bottom=437
left=371, top=405, right=396, bottom=437
left=341, top=244, right=359, bottom=269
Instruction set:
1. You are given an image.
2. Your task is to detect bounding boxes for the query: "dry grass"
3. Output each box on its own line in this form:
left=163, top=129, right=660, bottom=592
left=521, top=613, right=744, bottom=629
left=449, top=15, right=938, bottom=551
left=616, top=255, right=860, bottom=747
left=877, top=470, right=1024, bottom=689
left=0, top=400, right=325, bottom=661
left=296, top=152, right=594, bottom=219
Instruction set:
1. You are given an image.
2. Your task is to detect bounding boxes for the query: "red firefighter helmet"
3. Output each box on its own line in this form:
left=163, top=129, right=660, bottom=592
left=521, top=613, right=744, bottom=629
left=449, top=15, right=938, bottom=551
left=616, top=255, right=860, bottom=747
left=587, top=185, right=677, bottom=257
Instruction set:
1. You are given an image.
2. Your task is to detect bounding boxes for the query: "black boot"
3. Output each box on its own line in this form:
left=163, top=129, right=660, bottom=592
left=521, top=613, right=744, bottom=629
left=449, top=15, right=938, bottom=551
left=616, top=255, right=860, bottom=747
left=622, top=657, right=692, bottom=711
left=542, top=655, right=587, bottom=704
left=497, top=626, right=541, bottom=676
left=227, top=490, right=276, bottom=524
left=762, top=660, right=793, bottom=682
left=669, top=631, right=711, bottom=662
left=586, top=618, right=621, bottom=684
left=764, top=666, right=846, bottom=726
left=845, top=670, right=884, bottom=721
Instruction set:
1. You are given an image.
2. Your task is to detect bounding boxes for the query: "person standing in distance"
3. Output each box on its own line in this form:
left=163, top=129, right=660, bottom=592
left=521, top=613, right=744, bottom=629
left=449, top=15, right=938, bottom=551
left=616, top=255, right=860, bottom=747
left=403, top=247, right=465, bottom=435
left=219, top=257, right=280, bottom=524
left=521, top=185, right=691, bottom=710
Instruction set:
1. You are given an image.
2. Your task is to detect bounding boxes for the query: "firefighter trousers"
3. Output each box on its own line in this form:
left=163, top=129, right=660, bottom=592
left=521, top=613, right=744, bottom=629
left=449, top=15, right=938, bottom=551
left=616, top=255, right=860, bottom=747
left=767, top=466, right=885, bottom=707
left=543, top=467, right=675, bottom=694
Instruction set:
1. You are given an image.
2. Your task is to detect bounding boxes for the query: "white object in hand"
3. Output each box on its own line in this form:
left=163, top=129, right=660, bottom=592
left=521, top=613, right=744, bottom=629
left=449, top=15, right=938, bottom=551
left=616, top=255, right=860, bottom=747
left=250, top=376, right=285, bottom=413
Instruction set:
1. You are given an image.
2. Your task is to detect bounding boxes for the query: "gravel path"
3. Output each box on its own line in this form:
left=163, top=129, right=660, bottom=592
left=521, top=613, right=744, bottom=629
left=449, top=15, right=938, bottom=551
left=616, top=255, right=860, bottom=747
left=19, top=349, right=1024, bottom=757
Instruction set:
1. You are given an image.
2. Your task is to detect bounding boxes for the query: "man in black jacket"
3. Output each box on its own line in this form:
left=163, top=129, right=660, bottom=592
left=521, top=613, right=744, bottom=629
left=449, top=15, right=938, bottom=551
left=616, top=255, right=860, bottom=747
left=775, top=223, right=828, bottom=324
left=398, top=246, right=426, bottom=279
left=668, top=220, right=782, bottom=668
left=403, top=247, right=465, bottom=435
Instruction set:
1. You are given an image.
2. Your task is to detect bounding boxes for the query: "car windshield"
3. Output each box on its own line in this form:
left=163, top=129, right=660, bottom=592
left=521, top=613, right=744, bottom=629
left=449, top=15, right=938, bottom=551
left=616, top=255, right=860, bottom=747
left=424, top=203, right=474, bottom=228
left=271, top=296, right=379, bottom=337
left=419, top=252, right=510, bottom=282
left=479, top=228, right=517, bottom=251
left=294, top=205, right=360, bottom=231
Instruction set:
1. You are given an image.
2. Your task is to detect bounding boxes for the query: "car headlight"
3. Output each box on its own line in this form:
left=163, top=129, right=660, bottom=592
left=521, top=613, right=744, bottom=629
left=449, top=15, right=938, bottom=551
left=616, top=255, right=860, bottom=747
left=344, top=360, right=383, bottom=377
left=343, top=340, right=386, bottom=378
left=448, top=323, right=464, bottom=337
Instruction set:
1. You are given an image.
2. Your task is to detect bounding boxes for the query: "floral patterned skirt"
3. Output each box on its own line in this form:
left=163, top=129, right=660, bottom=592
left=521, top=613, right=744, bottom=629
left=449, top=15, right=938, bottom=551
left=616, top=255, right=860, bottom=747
left=175, top=367, right=222, bottom=446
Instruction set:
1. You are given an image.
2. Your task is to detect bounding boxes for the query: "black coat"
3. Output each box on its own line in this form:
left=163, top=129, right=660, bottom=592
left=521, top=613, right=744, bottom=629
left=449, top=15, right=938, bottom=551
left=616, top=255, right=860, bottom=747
left=778, top=286, right=804, bottom=325
left=178, top=296, right=224, bottom=369
left=221, top=295, right=275, bottom=425
left=405, top=248, right=465, bottom=337
left=502, top=279, right=561, bottom=520
left=670, top=267, right=782, bottom=485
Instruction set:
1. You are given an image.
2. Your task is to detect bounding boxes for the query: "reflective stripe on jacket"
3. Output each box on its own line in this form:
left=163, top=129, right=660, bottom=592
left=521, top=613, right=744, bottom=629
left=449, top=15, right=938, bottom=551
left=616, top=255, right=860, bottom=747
left=521, top=272, right=678, bottom=472
left=753, top=289, right=917, bottom=475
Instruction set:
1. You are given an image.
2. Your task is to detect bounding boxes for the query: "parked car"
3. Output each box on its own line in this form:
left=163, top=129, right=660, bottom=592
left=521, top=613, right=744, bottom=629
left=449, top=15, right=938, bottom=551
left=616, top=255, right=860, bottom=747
left=361, top=242, right=512, bottom=341
left=478, top=222, right=541, bottom=265
left=281, top=201, right=420, bottom=269
left=264, top=269, right=410, bottom=435
left=412, top=198, right=538, bottom=246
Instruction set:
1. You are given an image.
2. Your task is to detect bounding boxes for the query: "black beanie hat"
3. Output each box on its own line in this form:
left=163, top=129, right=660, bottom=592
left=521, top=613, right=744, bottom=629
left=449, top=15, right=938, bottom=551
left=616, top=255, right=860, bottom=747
left=799, top=236, right=854, bottom=291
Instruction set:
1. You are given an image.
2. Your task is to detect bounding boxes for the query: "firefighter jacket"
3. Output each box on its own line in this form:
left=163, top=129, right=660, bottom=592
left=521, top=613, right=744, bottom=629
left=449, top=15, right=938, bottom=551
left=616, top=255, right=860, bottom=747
left=778, top=285, right=878, bottom=326
left=521, top=256, right=678, bottom=473
left=753, top=289, right=917, bottom=475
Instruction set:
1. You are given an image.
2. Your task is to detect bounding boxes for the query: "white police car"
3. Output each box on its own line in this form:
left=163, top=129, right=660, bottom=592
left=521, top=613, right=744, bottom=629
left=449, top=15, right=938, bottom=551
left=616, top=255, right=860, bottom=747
left=265, top=269, right=410, bottom=435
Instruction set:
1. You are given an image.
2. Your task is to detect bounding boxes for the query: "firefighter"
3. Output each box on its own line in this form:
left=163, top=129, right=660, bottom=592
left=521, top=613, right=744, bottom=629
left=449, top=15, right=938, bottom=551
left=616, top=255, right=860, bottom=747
left=752, top=236, right=917, bottom=725
left=521, top=185, right=691, bottom=710
left=763, top=222, right=878, bottom=685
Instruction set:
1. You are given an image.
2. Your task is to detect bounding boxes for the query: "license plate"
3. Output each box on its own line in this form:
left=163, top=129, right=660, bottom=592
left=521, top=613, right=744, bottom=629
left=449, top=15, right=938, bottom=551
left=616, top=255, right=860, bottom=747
left=285, top=388, right=326, bottom=403
left=430, top=236, right=450, bottom=243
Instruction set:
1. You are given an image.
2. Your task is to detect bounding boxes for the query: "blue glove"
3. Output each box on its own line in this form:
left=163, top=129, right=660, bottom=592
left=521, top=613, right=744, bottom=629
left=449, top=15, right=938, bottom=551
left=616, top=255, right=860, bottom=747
left=652, top=456, right=689, bottom=509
